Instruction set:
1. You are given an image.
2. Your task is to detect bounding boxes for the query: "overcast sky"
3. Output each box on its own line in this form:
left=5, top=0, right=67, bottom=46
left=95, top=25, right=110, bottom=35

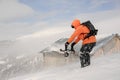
left=0, top=0, right=120, bottom=40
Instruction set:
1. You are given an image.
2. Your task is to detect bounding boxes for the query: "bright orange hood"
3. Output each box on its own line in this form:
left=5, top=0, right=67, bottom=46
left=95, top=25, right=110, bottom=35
left=71, top=19, right=81, bottom=29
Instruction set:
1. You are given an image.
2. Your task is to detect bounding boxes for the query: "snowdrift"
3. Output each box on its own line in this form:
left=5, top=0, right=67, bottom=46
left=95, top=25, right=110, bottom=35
left=9, top=34, right=120, bottom=80
left=92, top=34, right=120, bottom=57
left=0, top=54, right=44, bottom=80
left=10, top=53, right=120, bottom=80
left=0, top=34, right=120, bottom=80
left=42, top=34, right=120, bottom=67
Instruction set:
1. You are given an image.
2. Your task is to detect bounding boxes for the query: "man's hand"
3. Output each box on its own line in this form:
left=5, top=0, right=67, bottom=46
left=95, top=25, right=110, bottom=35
left=71, top=42, right=76, bottom=51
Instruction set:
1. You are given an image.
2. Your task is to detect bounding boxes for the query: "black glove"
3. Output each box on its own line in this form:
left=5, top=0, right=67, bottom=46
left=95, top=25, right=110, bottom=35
left=71, top=42, right=76, bottom=51
left=65, top=42, right=69, bottom=51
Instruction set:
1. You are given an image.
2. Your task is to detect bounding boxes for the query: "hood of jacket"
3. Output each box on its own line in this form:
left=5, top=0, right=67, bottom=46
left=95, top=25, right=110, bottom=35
left=71, top=19, right=81, bottom=29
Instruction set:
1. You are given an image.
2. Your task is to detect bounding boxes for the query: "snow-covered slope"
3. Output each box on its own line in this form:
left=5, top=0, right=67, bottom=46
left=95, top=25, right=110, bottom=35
left=39, top=34, right=120, bottom=68
left=9, top=53, right=120, bottom=80
left=0, top=54, right=44, bottom=80
left=41, top=34, right=120, bottom=55
left=0, top=35, right=120, bottom=80
left=92, top=34, right=120, bottom=57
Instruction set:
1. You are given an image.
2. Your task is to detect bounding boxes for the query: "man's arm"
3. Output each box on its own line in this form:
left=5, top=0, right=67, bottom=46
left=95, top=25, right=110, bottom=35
left=74, top=36, right=82, bottom=43
left=67, top=29, right=80, bottom=43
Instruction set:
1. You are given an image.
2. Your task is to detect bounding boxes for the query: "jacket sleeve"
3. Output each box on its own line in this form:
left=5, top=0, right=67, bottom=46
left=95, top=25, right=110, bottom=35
left=74, top=36, right=82, bottom=43
left=67, top=28, right=82, bottom=43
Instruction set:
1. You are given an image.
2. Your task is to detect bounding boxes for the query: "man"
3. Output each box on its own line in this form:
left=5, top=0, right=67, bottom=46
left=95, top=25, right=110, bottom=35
left=65, top=19, right=96, bottom=68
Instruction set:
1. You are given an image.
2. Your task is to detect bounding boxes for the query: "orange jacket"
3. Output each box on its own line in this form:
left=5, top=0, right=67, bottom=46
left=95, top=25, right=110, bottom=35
left=67, top=19, right=96, bottom=45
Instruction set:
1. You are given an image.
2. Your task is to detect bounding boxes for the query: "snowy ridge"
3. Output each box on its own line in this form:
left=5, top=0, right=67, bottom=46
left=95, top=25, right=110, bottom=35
left=92, top=34, right=120, bottom=57
left=40, top=38, right=68, bottom=53
left=41, top=34, right=120, bottom=56
left=0, top=34, right=120, bottom=80
left=10, top=53, right=120, bottom=80
left=8, top=34, right=120, bottom=80
left=0, top=54, right=43, bottom=80
left=39, top=34, right=120, bottom=69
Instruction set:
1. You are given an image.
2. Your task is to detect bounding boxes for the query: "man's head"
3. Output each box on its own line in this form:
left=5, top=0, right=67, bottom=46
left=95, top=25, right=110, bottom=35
left=71, top=19, right=81, bottom=29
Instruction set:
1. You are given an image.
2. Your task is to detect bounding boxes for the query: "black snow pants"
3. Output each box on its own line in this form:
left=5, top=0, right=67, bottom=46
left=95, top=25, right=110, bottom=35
left=80, top=42, right=96, bottom=67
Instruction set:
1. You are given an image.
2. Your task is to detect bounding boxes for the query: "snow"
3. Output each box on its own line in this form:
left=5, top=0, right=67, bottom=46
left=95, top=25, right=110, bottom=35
left=16, top=55, right=25, bottom=59
left=7, top=33, right=120, bottom=80
left=0, top=61, right=6, bottom=64
left=0, top=32, right=119, bottom=80
left=0, top=24, right=120, bottom=80
left=7, top=64, right=13, bottom=69
left=9, top=53, right=120, bottom=80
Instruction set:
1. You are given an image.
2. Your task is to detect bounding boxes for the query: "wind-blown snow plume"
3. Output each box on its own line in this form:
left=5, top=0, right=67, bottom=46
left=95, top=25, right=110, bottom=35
left=0, top=34, right=120, bottom=80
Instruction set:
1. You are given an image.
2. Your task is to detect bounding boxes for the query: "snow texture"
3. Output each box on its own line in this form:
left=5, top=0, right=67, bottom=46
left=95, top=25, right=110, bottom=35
left=10, top=53, right=120, bottom=80
left=0, top=33, right=120, bottom=80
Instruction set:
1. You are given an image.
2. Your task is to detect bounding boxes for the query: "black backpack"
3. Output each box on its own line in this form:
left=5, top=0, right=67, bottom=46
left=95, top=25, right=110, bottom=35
left=81, top=20, right=98, bottom=39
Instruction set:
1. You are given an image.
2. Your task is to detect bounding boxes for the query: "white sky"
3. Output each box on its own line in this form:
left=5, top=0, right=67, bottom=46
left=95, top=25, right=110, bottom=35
left=0, top=0, right=120, bottom=40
